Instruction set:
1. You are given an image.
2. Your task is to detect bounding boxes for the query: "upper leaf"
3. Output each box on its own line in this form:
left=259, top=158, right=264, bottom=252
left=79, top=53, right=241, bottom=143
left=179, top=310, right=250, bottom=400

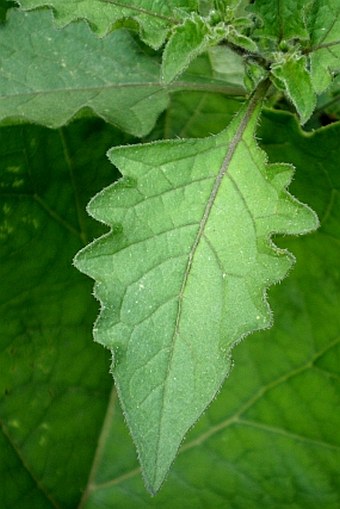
left=0, top=9, right=169, bottom=136
left=74, top=85, right=318, bottom=493
left=249, top=0, right=310, bottom=42
left=162, top=14, right=216, bottom=84
left=161, top=9, right=257, bottom=84
left=248, top=1, right=340, bottom=122
left=307, top=0, right=340, bottom=93
left=16, top=0, right=198, bottom=48
left=271, top=55, right=316, bottom=124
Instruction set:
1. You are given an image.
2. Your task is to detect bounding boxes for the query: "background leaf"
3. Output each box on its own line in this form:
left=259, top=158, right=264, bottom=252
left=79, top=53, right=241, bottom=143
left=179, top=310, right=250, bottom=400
left=315, top=74, right=340, bottom=122
left=0, top=119, right=122, bottom=507
left=0, top=9, right=169, bottom=136
left=0, top=0, right=15, bottom=22
left=149, top=91, right=242, bottom=141
left=207, top=45, right=246, bottom=88
left=172, top=49, right=246, bottom=97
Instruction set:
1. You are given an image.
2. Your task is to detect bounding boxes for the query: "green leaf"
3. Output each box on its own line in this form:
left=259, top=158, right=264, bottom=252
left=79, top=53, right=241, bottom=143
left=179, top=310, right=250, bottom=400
left=248, top=1, right=340, bottom=104
left=0, top=119, right=124, bottom=507
left=74, top=111, right=339, bottom=508
left=243, top=1, right=340, bottom=119
left=307, top=0, right=340, bottom=93
left=244, top=58, right=268, bottom=91
left=227, top=27, right=258, bottom=52
left=271, top=55, right=316, bottom=124
left=172, top=52, right=246, bottom=99
left=0, top=9, right=170, bottom=136
left=208, top=43, right=245, bottom=77
left=0, top=0, right=15, bottom=23
left=317, top=74, right=340, bottom=120
left=156, top=91, right=243, bottom=139
left=0, top=9, right=245, bottom=134
left=160, top=10, right=256, bottom=84
left=74, top=87, right=318, bottom=493
left=249, top=0, right=310, bottom=42
left=162, top=14, right=215, bottom=84
left=16, top=0, right=198, bottom=48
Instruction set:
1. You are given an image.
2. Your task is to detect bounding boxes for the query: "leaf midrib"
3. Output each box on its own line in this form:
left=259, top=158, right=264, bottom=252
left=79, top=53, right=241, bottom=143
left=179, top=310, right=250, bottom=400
left=153, top=80, right=270, bottom=485
left=0, top=81, right=244, bottom=99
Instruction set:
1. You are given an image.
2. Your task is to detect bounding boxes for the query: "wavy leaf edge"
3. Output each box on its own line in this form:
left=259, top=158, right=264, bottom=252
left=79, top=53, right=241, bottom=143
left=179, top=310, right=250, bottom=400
left=73, top=87, right=319, bottom=492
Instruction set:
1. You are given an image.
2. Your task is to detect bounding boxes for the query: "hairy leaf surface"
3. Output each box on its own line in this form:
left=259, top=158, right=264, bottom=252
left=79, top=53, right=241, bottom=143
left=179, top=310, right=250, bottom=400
left=74, top=89, right=318, bottom=492
left=0, top=9, right=169, bottom=135
left=16, top=0, right=197, bottom=47
left=250, top=0, right=310, bottom=42
left=0, top=9, right=245, bottom=134
left=161, top=9, right=255, bottom=84
left=161, top=14, right=213, bottom=84
left=249, top=1, right=340, bottom=121
left=271, top=56, right=316, bottom=124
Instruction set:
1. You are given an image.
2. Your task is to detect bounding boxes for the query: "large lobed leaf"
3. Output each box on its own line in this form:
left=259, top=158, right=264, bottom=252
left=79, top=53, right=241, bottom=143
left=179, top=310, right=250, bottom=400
left=0, top=9, right=169, bottom=136
left=16, top=0, right=197, bottom=47
left=0, top=8, right=245, bottom=135
left=74, top=87, right=318, bottom=493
